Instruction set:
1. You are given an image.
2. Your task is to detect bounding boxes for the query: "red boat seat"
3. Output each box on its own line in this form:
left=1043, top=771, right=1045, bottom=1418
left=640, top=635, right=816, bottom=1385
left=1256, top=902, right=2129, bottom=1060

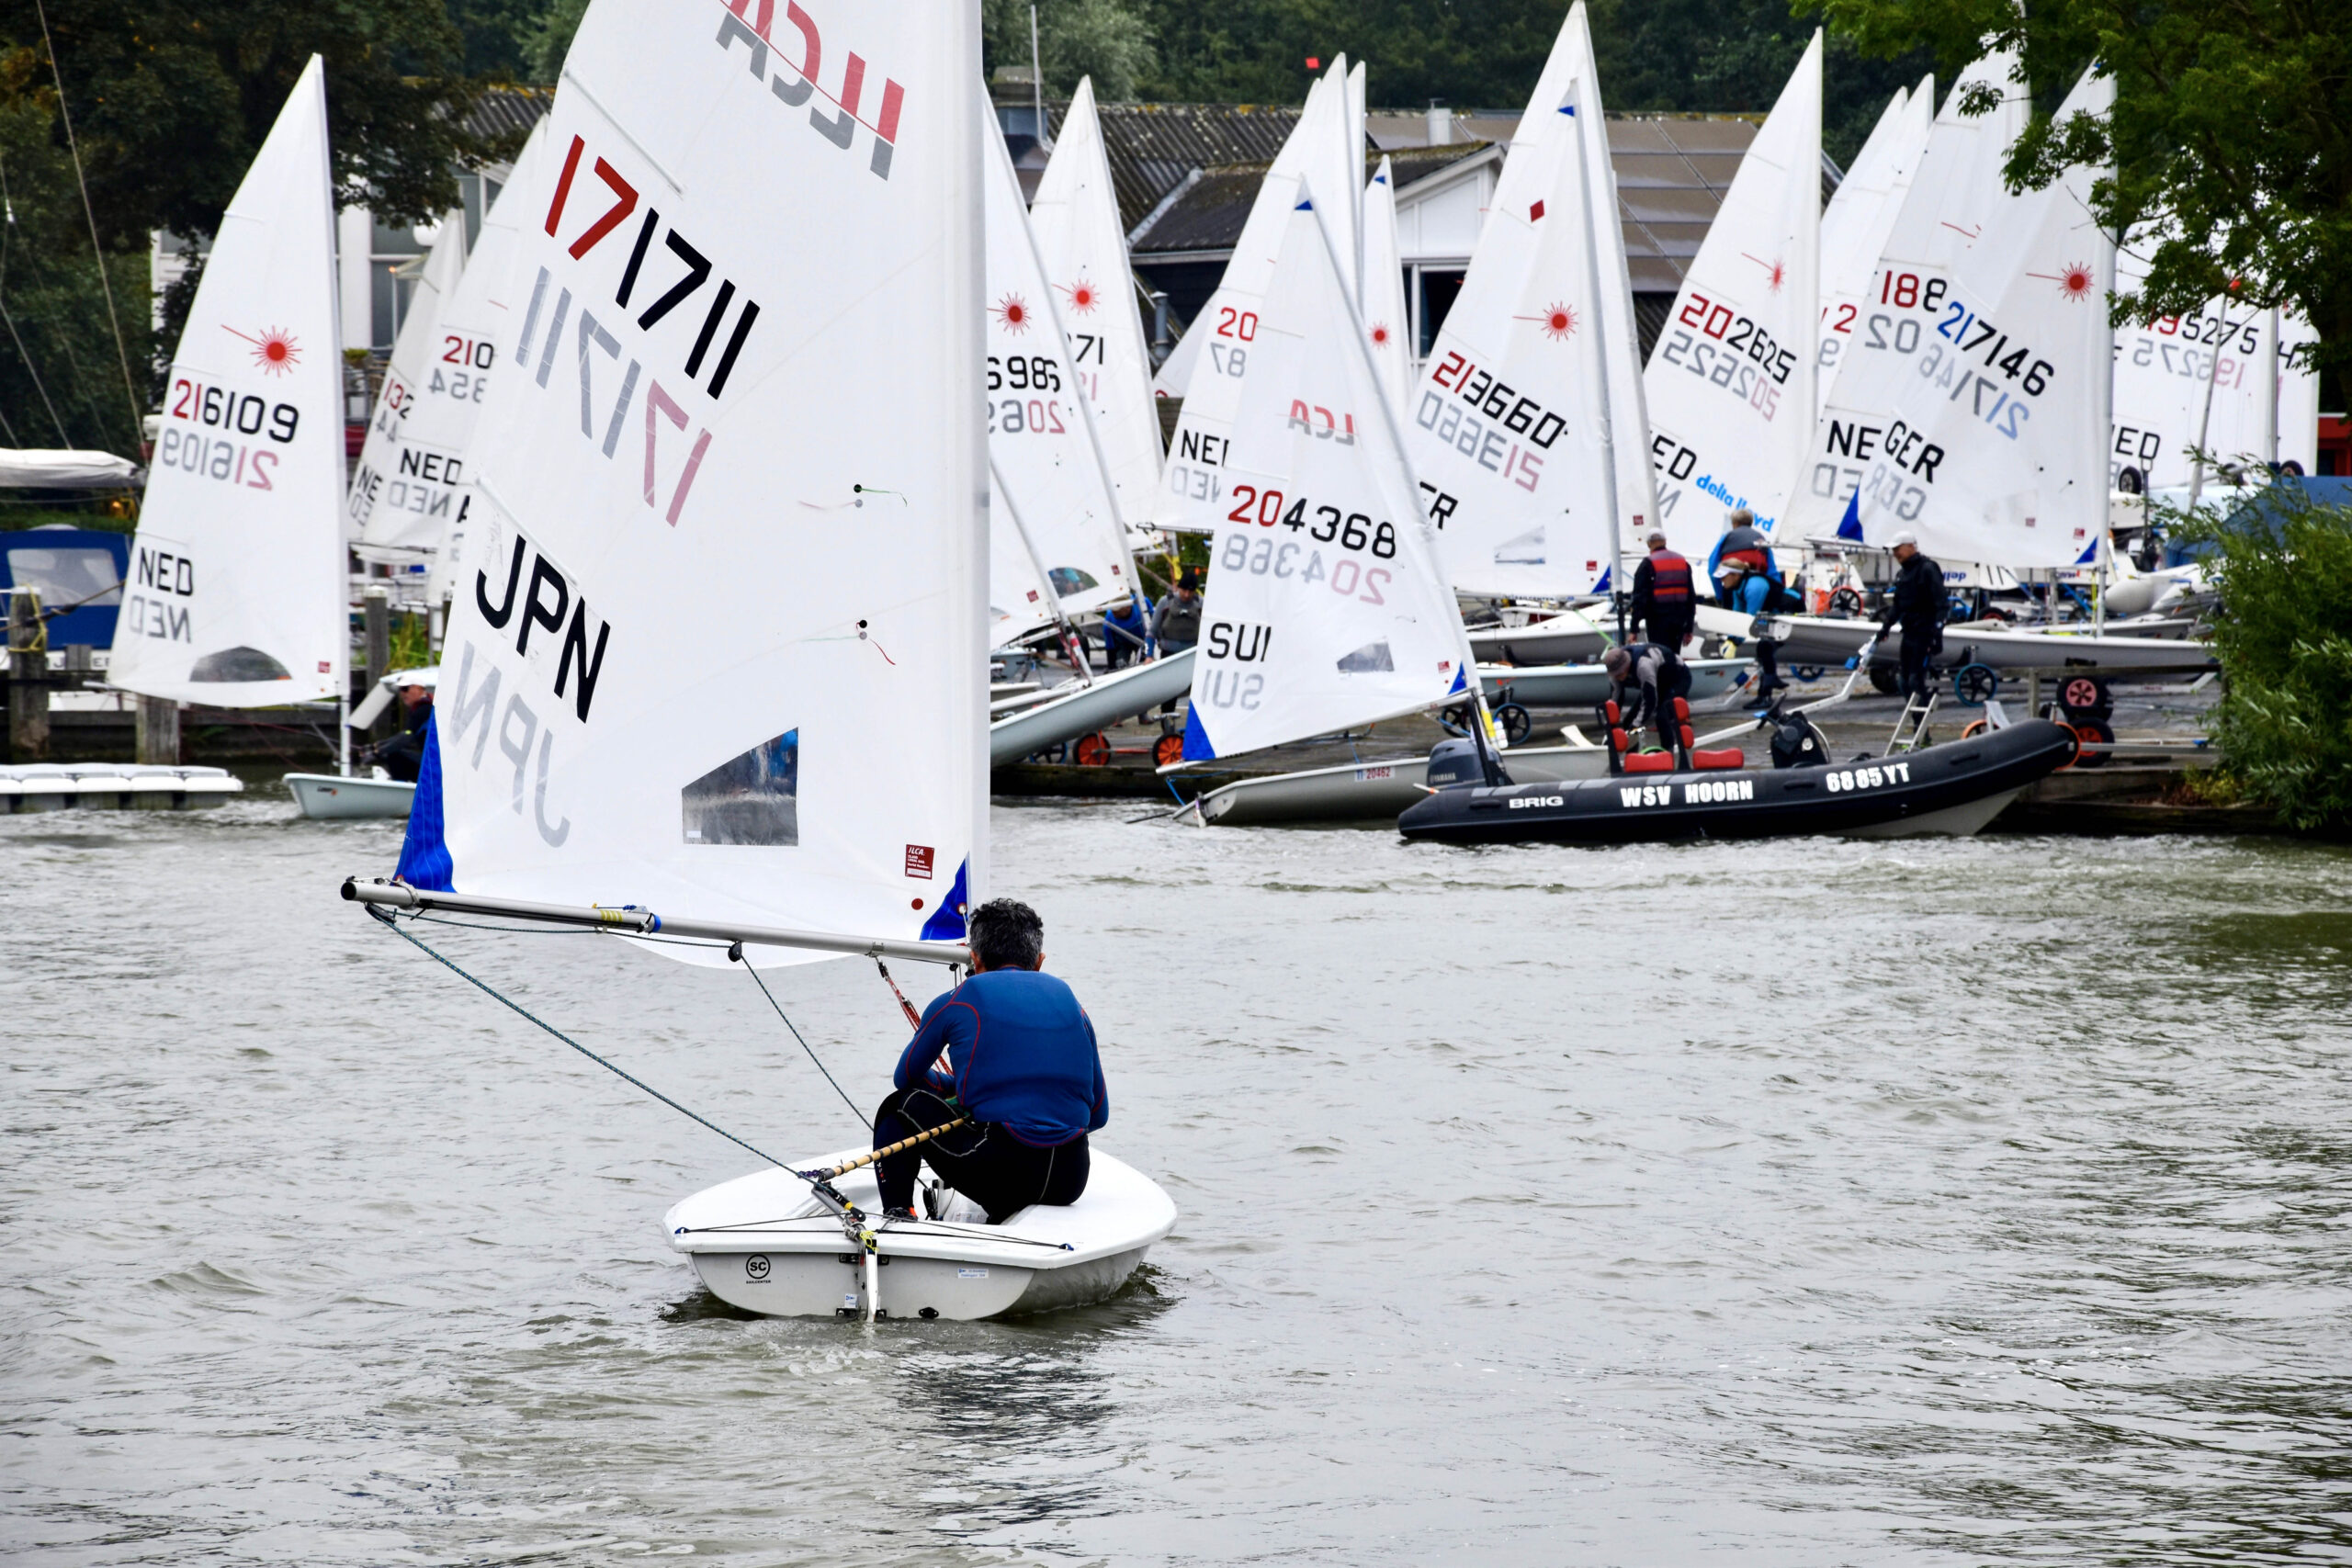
left=1610, top=728, right=1634, bottom=753
left=1691, top=749, right=1745, bottom=770
left=1623, top=750, right=1675, bottom=774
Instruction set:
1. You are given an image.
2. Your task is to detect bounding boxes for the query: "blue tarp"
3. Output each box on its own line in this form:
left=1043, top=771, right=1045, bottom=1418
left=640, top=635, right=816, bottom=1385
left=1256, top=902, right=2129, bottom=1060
left=0, top=527, right=130, bottom=648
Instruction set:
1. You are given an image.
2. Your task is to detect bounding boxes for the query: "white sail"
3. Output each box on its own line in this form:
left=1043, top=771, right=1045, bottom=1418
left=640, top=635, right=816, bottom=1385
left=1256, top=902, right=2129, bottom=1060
left=1179, top=187, right=1467, bottom=761
left=1158, top=62, right=1359, bottom=528
left=400, top=0, right=986, bottom=964
left=1362, top=156, right=1413, bottom=417
left=1345, top=60, right=1368, bottom=306
left=1561, top=3, right=1661, bottom=546
left=348, top=211, right=466, bottom=568
left=983, top=92, right=1134, bottom=648
left=1783, top=67, right=2112, bottom=569
left=2110, top=246, right=2324, bottom=487
left=1405, top=67, right=1622, bottom=598
left=1816, top=77, right=1930, bottom=411
left=1026, top=77, right=1164, bottom=533
left=111, top=56, right=344, bottom=708
left=421, top=124, right=552, bottom=607
left=1781, top=51, right=2026, bottom=544
left=1643, top=30, right=1821, bottom=555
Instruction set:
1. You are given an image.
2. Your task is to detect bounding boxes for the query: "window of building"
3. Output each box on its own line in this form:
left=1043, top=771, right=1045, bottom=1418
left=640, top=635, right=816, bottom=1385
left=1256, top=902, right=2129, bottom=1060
left=1414, top=266, right=1467, bottom=359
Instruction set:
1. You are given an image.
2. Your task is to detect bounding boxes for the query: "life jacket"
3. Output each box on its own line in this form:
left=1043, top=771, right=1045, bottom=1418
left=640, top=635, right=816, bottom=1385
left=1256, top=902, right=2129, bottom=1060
left=1645, top=549, right=1693, bottom=605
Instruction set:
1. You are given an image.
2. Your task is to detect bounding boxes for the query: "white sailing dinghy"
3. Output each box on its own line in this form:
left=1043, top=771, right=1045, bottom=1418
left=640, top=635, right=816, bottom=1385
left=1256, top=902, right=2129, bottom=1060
left=1024, top=77, right=1166, bottom=536
left=1756, top=70, right=2204, bottom=672
left=1157, top=62, right=1360, bottom=530
left=1643, top=32, right=1820, bottom=554
left=1815, top=77, right=1930, bottom=413
left=107, top=55, right=342, bottom=783
left=347, top=2, right=1170, bottom=1320
left=983, top=96, right=1138, bottom=655
left=294, top=125, right=553, bottom=820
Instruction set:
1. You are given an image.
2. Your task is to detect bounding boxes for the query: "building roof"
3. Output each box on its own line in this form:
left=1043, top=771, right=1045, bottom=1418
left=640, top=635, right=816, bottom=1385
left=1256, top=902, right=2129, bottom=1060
left=1089, top=102, right=1308, bottom=231
left=459, top=86, right=553, bottom=144
left=1127, top=141, right=1493, bottom=257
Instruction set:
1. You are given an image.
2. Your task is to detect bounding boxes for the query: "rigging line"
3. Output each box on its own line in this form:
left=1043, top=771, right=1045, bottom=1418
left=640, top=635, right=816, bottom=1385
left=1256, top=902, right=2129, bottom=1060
left=0, top=288, right=74, bottom=446
left=31, top=0, right=145, bottom=456
left=366, top=903, right=810, bottom=1181
left=734, top=950, right=865, bottom=1122
left=874, top=958, right=922, bottom=1030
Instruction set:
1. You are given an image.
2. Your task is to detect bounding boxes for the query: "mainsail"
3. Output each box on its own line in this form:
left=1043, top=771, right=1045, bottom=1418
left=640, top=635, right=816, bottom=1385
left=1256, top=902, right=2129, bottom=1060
left=1782, top=67, right=2113, bottom=568
left=1643, top=31, right=1821, bottom=554
left=1179, top=189, right=1467, bottom=762
left=400, top=0, right=985, bottom=964
left=349, top=211, right=465, bottom=574
left=2110, top=246, right=2323, bottom=487
left=351, top=123, right=548, bottom=594
left=1025, top=77, right=1164, bottom=534
left=1157, top=62, right=1358, bottom=529
left=1779, top=51, right=2026, bottom=545
left=1816, top=78, right=1930, bottom=412
left=110, top=56, right=344, bottom=708
left=1406, top=67, right=1623, bottom=599
left=983, top=94, right=1134, bottom=648
left=1361, top=156, right=1413, bottom=417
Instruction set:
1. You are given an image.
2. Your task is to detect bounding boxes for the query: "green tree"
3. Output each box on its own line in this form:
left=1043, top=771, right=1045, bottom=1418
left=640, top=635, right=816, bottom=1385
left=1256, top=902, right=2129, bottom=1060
left=2175, top=487, right=2352, bottom=831
left=1804, top=0, right=2352, bottom=416
left=987, top=0, right=1157, bottom=103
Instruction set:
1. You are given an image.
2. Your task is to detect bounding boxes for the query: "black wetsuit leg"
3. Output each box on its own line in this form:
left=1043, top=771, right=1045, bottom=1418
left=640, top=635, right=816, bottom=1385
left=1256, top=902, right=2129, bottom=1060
left=871, top=1088, right=1091, bottom=1222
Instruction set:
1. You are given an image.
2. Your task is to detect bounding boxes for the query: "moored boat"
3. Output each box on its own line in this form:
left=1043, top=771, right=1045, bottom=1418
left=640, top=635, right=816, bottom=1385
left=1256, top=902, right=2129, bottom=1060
left=1397, top=716, right=2075, bottom=845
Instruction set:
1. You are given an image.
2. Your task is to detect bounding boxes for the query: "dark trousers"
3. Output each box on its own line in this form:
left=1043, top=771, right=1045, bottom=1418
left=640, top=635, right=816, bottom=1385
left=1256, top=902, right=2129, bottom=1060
left=1643, top=610, right=1693, bottom=653
left=872, top=1087, right=1091, bottom=1223
left=1896, top=631, right=1936, bottom=703
left=1754, top=637, right=1781, bottom=694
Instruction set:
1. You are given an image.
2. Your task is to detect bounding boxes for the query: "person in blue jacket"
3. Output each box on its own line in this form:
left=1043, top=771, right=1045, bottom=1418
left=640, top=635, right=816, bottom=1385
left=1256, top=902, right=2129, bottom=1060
left=1099, top=592, right=1152, bottom=670
left=1720, top=558, right=1786, bottom=701
left=871, top=897, right=1108, bottom=1223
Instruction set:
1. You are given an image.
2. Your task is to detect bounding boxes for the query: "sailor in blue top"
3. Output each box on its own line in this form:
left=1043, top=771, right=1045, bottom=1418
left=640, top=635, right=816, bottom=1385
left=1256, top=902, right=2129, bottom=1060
left=871, top=897, right=1109, bottom=1223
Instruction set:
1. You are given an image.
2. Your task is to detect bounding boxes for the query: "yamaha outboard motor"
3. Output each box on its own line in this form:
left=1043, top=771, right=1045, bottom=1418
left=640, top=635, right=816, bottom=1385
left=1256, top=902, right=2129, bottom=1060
left=1769, top=710, right=1829, bottom=769
left=1426, top=737, right=1509, bottom=789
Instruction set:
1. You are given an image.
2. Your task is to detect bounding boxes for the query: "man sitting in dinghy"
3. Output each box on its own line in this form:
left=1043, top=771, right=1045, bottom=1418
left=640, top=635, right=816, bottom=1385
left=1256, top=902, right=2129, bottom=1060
left=872, top=898, right=1108, bottom=1224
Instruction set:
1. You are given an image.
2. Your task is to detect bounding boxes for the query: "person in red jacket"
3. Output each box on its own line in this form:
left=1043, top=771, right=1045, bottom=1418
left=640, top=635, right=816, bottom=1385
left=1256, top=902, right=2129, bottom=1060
left=1628, top=530, right=1696, bottom=653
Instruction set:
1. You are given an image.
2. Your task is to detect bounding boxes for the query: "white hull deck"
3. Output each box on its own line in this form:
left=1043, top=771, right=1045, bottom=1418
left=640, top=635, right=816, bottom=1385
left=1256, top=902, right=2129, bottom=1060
left=1465, top=610, right=1611, bottom=668
left=285, top=773, right=417, bottom=819
left=1694, top=605, right=2213, bottom=673
left=665, top=1148, right=1176, bottom=1321
left=1, top=763, right=243, bottom=812
left=1481, top=657, right=1752, bottom=708
left=1192, top=743, right=1611, bottom=827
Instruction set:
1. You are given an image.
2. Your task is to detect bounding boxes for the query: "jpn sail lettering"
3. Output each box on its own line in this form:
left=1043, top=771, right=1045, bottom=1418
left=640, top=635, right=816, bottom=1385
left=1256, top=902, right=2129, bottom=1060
left=715, top=0, right=907, bottom=180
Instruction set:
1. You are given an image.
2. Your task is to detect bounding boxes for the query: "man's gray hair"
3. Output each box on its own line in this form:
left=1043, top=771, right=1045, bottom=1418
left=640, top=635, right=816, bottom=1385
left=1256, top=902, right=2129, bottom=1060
left=967, top=898, right=1044, bottom=972
left=1729, top=507, right=1754, bottom=527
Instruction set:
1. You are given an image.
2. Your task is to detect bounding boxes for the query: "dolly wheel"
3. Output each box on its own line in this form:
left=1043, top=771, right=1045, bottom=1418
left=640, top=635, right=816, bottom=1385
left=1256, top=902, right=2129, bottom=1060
left=1867, top=661, right=1900, bottom=695
left=1827, top=587, right=1863, bottom=618
left=1152, top=732, right=1185, bottom=767
left=2070, top=718, right=2113, bottom=769
left=1960, top=718, right=1989, bottom=741
left=1792, top=664, right=1825, bottom=682
left=1952, top=662, right=1998, bottom=707
left=1496, top=703, right=1533, bottom=744
left=1073, top=732, right=1112, bottom=767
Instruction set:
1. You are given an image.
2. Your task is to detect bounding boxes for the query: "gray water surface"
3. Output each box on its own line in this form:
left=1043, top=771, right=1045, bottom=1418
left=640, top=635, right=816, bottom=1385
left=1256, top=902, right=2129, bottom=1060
left=6, top=799, right=2351, bottom=1564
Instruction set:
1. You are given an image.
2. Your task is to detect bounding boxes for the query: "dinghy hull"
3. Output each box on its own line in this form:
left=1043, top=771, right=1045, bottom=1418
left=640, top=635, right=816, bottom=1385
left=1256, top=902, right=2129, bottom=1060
left=1396, top=718, right=2075, bottom=846
left=666, top=1149, right=1175, bottom=1321
left=285, top=773, right=416, bottom=819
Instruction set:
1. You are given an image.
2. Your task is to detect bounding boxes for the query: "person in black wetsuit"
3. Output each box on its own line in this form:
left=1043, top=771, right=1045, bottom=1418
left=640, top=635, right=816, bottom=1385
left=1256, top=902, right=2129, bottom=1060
left=369, top=680, right=435, bottom=782
left=872, top=898, right=1109, bottom=1224
left=1879, top=530, right=1945, bottom=703
left=1602, top=641, right=1690, bottom=732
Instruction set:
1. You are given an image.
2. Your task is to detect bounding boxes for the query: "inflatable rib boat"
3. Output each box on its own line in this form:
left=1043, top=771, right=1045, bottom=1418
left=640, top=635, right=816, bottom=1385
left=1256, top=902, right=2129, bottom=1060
left=1397, top=717, right=2075, bottom=846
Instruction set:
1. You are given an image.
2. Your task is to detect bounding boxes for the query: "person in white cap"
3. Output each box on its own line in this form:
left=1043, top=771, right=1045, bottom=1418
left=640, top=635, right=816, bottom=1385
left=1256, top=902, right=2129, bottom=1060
left=1877, top=530, right=1945, bottom=705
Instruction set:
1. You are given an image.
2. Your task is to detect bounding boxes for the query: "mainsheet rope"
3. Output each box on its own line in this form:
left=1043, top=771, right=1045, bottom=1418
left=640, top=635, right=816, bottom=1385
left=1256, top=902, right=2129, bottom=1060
left=367, top=904, right=804, bottom=1179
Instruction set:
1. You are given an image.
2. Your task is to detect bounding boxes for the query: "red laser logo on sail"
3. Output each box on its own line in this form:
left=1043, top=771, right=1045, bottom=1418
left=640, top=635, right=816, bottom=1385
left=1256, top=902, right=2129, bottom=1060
left=1058, top=276, right=1099, bottom=314
left=1514, top=303, right=1577, bottom=341
left=991, top=293, right=1033, bottom=333
left=1369, top=322, right=1394, bottom=347
left=2029, top=261, right=2098, bottom=300
left=1745, top=253, right=1787, bottom=292
left=225, top=325, right=301, bottom=376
